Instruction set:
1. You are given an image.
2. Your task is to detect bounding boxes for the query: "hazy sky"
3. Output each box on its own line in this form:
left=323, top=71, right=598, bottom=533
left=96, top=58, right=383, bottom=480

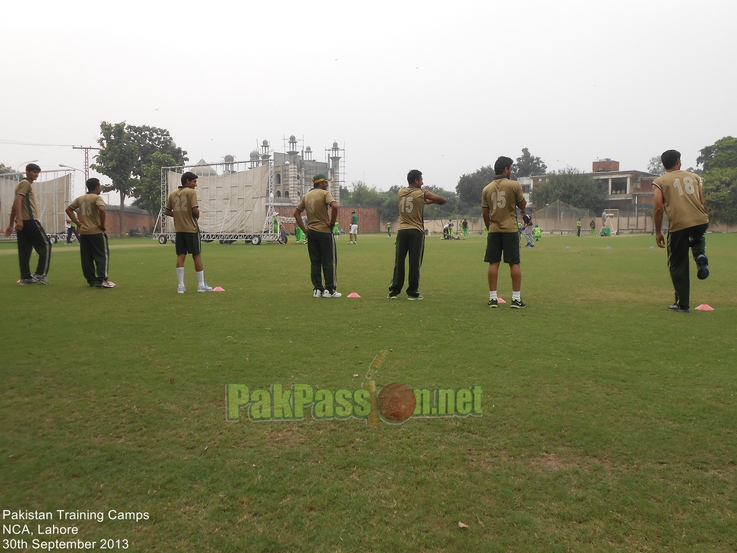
left=2, top=0, right=735, bottom=196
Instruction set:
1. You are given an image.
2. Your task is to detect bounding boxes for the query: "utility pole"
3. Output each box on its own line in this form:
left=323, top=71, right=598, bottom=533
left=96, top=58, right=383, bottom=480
left=72, top=145, right=100, bottom=181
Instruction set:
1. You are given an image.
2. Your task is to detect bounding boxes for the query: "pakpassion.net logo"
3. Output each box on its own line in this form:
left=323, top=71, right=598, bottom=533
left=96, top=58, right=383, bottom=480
left=226, top=350, right=483, bottom=426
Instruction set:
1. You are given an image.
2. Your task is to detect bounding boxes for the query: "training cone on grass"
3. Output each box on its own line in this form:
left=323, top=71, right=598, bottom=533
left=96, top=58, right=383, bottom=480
left=695, top=304, right=714, bottom=311
left=497, top=298, right=506, bottom=304
left=347, top=292, right=360, bottom=298
left=213, top=286, right=225, bottom=292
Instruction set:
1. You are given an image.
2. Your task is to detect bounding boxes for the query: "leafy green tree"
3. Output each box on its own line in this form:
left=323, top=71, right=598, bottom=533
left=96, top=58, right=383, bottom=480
left=456, top=165, right=496, bottom=210
left=697, top=136, right=737, bottom=171
left=531, top=167, right=607, bottom=211
left=133, top=151, right=178, bottom=216
left=513, top=148, right=547, bottom=178
left=126, top=125, right=187, bottom=180
left=423, top=186, right=458, bottom=220
left=91, top=122, right=139, bottom=236
left=698, top=137, right=737, bottom=223
left=0, top=163, right=15, bottom=174
left=342, top=181, right=382, bottom=208
left=647, top=156, right=665, bottom=176
left=378, top=186, right=400, bottom=223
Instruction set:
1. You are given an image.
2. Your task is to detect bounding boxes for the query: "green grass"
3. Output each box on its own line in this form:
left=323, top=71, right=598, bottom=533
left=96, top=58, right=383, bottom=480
left=1, top=232, right=735, bottom=552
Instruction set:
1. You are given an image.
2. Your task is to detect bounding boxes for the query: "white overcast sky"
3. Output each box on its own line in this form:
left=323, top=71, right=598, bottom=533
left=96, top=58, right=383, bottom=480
left=2, top=0, right=735, bottom=196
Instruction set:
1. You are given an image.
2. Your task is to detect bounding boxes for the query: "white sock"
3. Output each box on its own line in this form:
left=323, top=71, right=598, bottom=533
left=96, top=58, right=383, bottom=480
left=176, top=267, right=185, bottom=286
left=196, top=271, right=205, bottom=286
left=489, top=291, right=497, bottom=300
left=512, top=291, right=521, bottom=301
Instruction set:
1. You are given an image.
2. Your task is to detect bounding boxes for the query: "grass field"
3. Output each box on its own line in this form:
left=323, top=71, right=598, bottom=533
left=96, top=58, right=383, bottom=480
left=1, top=232, right=735, bottom=552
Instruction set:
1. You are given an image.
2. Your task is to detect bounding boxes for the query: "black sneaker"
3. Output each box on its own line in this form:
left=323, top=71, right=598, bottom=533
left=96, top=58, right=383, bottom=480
left=32, top=274, right=49, bottom=285
left=696, top=254, right=709, bottom=280
left=487, top=298, right=498, bottom=308
left=407, top=294, right=424, bottom=301
left=18, top=278, right=37, bottom=285
left=387, top=294, right=398, bottom=299
left=510, top=299, right=526, bottom=309
left=668, top=304, right=690, bottom=313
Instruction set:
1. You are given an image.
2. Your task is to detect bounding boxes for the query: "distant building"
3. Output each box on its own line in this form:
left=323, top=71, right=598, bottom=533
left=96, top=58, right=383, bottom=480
left=520, top=159, right=657, bottom=210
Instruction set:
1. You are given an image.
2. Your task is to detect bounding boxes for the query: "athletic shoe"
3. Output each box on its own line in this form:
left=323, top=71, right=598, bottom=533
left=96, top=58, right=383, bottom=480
left=323, top=290, right=342, bottom=298
left=313, top=289, right=323, bottom=298
left=668, top=304, right=690, bottom=313
left=32, top=274, right=49, bottom=285
left=510, top=299, right=526, bottom=309
left=387, top=294, right=398, bottom=299
left=177, top=284, right=186, bottom=294
left=696, top=254, right=709, bottom=280
left=487, top=298, right=498, bottom=308
left=18, top=278, right=37, bottom=285
left=100, top=281, right=116, bottom=288
left=407, top=294, right=424, bottom=301
left=198, top=283, right=213, bottom=292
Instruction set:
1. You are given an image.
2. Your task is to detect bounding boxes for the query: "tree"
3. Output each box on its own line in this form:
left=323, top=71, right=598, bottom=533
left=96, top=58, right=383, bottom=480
left=0, top=163, right=15, bottom=175
left=647, top=156, right=665, bottom=176
left=133, top=151, right=178, bottom=216
left=531, top=167, right=607, bottom=211
left=341, top=181, right=382, bottom=208
left=697, top=136, right=737, bottom=171
left=456, top=165, right=496, bottom=210
left=699, top=137, right=737, bottom=223
left=92, top=122, right=188, bottom=236
left=513, top=148, right=547, bottom=178
left=91, top=121, right=139, bottom=236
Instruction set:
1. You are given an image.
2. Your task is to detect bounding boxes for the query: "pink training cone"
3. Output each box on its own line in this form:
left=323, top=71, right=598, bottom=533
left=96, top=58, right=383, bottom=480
left=347, top=292, right=361, bottom=298
left=695, top=304, right=713, bottom=311
left=497, top=297, right=506, bottom=304
left=213, top=286, right=225, bottom=292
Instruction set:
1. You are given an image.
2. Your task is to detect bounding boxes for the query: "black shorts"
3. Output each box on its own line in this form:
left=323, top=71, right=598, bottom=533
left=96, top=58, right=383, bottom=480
left=484, top=232, right=520, bottom=264
left=175, top=232, right=201, bottom=255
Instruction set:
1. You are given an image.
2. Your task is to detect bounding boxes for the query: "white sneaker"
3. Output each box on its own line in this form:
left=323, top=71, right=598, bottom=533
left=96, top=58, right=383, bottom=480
left=198, top=283, right=213, bottom=292
left=323, top=290, right=342, bottom=298
left=100, top=281, right=116, bottom=288
left=177, top=284, right=186, bottom=294
left=313, top=289, right=323, bottom=298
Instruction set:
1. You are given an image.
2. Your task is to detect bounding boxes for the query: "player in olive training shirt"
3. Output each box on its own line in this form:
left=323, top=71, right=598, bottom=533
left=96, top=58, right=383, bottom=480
left=4, top=163, right=51, bottom=284
left=66, top=178, right=114, bottom=288
left=482, top=156, right=527, bottom=308
left=165, top=171, right=212, bottom=293
left=294, top=173, right=341, bottom=298
left=653, top=149, right=710, bottom=313
left=387, top=169, right=447, bottom=300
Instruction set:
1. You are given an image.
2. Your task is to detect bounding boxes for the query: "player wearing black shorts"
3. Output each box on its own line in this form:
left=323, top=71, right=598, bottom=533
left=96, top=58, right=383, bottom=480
left=482, top=156, right=527, bottom=308
left=165, top=171, right=212, bottom=293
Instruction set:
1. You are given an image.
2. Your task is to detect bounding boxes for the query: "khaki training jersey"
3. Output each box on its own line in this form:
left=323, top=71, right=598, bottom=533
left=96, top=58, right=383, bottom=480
left=166, top=187, right=199, bottom=233
left=68, top=194, right=106, bottom=235
left=397, top=187, right=425, bottom=232
left=653, top=170, right=709, bottom=233
left=481, top=178, right=524, bottom=233
left=297, top=188, right=335, bottom=233
left=15, top=179, right=38, bottom=221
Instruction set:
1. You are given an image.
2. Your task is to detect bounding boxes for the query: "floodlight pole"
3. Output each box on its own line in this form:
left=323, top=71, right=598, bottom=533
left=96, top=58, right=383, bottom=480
left=72, top=145, right=100, bottom=181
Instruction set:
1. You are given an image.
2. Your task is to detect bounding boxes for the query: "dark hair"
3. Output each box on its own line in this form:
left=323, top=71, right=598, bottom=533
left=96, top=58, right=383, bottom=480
left=660, top=150, right=681, bottom=170
left=86, top=178, right=101, bottom=192
left=494, top=156, right=513, bottom=175
left=407, top=169, right=422, bottom=185
left=181, top=171, right=198, bottom=186
left=26, top=163, right=41, bottom=172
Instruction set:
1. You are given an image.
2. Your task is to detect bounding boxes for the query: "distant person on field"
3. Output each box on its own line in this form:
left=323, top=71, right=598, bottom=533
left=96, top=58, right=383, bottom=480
left=66, top=178, right=114, bottom=288
left=386, top=220, right=392, bottom=237
left=482, top=156, right=527, bottom=309
left=388, top=169, right=447, bottom=300
left=165, top=171, right=212, bottom=293
left=589, top=219, right=596, bottom=236
left=66, top=218, right=80, bottom=244
left=4, top=163, right=51, bottom=285
left=521, top=209, right=534, bottom=248
left=576, top=218, right=582, bottom=237
left=462, top=218, right=468, bottom=238
left=294, top=173, right=341, bottom=298
left=349, top=210, right=358, bottom=244
left=653, top=149, right=710, bottom=313
left=533, top=224, right=542, bottom=241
